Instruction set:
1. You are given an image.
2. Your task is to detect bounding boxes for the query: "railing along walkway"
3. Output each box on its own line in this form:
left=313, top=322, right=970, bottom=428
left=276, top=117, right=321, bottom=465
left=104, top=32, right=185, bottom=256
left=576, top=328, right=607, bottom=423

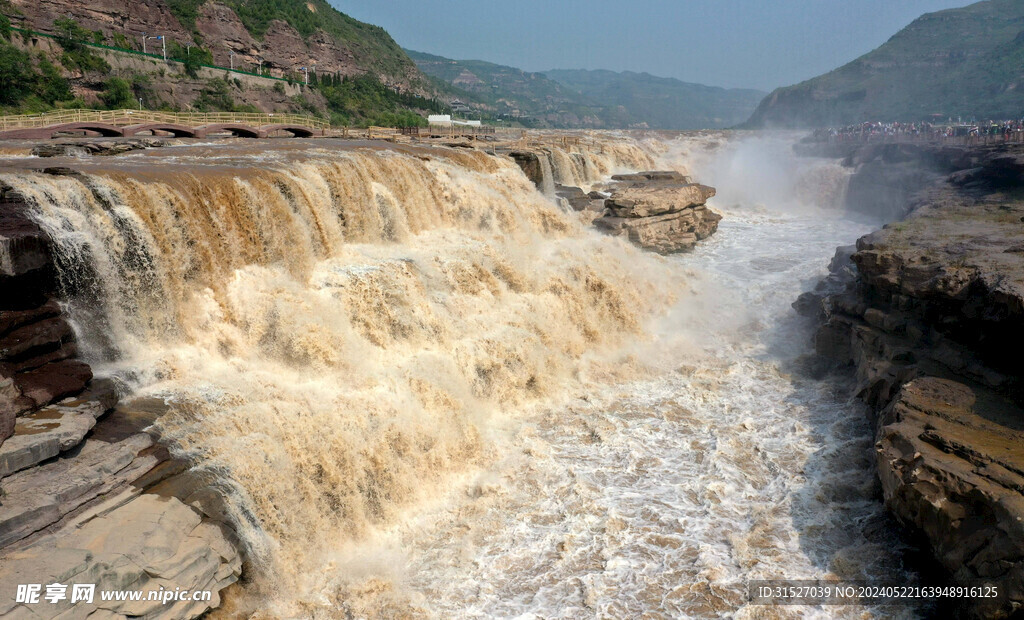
left=0, top=109, right=328, bottom=131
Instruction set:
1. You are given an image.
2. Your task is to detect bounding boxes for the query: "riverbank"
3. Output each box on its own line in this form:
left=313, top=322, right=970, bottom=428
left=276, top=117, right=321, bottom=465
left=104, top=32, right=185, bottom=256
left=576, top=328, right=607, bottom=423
left=801, top=141, right=1024, bottom=618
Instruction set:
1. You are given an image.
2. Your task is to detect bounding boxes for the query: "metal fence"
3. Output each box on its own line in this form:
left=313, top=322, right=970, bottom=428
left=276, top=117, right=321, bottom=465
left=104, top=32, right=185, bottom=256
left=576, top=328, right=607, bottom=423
left=10, top=26, right=291, bottom=83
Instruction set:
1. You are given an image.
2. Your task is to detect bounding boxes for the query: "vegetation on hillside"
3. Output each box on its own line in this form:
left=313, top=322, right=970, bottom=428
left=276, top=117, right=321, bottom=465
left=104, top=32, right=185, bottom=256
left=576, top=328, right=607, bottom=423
left=0, top=13, right=80, bottom=112
left=53, top=18, right=110, bottom=74
left=405, top=49, right=601, bottom=127
left=745, top=0, right=1024, bottom=127
left=545, top=69, right=765, bottom=130
left=304, top=72, right=446, bottom=127
left=0, top=10, right=444, bottom=126
left=166, top=0, right=417, bottom=80
left=407, top=49, right=764, bottom=129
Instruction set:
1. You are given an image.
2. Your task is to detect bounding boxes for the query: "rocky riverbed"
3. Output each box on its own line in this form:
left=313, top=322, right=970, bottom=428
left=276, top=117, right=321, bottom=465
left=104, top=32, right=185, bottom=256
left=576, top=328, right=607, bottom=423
left=800, top=141, right=1024, bottom=619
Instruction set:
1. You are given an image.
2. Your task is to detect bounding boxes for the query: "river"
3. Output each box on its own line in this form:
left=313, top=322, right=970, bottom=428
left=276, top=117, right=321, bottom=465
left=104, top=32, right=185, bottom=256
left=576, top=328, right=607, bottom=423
left=1, top=132, right=924, bottom=618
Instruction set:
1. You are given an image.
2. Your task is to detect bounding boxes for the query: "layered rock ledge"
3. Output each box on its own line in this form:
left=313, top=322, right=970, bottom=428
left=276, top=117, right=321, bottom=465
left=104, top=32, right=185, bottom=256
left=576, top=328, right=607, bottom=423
left=802, top=142, right=1024, bottom=618
left=1, top=183, right=241, bottom=619
left=593, top=171, right=720, bottom=254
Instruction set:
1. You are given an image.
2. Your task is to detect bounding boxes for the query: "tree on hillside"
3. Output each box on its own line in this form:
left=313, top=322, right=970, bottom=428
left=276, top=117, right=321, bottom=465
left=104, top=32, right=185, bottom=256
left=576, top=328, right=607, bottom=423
left=101, top=77, right=134, bottom=108
left=0, top=43, right=33, bottom=104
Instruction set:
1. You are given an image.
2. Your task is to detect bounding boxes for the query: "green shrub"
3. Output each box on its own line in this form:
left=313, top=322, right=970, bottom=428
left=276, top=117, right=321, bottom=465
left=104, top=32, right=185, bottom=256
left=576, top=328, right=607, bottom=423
left=168, top=41, right=212, bottom=78
left=101, top=77, right=135, bottom=109
left=0, top=41, right=33, bottom=105
left=193, top=78, right=234, bottom=111
left=53, top=18, right=110, bottom=73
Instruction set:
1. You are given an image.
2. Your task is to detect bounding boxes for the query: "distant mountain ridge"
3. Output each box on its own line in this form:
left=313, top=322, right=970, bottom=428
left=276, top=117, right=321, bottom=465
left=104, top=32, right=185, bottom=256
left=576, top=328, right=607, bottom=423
left=405, top=50, right=605, bottom=127
left=407, top=50, right=764, bottom=129
left=745, top=0, right=1024, bottom=128
left=544, top=69, right=765, bottom=130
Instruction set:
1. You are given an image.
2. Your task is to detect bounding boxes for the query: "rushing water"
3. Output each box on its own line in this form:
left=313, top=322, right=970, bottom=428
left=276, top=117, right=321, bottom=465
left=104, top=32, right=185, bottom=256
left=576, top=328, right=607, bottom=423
left=0, top=133, right=923, bottom=618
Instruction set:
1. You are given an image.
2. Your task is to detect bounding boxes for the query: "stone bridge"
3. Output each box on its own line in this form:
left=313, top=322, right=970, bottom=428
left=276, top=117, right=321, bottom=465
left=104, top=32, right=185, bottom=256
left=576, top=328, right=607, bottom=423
left=0, top=110, right=328, bottom=140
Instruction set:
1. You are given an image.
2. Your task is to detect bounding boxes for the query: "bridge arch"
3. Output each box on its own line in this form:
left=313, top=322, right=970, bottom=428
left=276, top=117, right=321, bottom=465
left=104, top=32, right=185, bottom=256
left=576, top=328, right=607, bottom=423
left=194, top=123, right=266, bottom=139
left=0, top=123, right=124, bottom=140
left=260, top=124, right=319, bottom=138
left=123, top=123, right=197, bottom=138
left=50, top=122, right=124, bottom=137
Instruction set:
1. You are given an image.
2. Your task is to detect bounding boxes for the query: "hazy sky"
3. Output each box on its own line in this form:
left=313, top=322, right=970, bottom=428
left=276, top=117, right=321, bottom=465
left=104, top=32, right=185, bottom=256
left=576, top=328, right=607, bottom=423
left=328, top=0, right=971, bottom=91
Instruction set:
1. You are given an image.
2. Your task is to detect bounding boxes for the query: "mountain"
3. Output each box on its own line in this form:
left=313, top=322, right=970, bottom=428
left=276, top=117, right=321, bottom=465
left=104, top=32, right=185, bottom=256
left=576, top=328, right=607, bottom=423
left=8, top=0, right=426, bottom=89
left=405, top=50, right=606, bottom=127
left=0, top=0, right=450, bottom=125
left=407, top=50, right=764, bottom=129
left=544, top=69, right=765, bottom=130
left=745, top=0, right=1024, bottom=128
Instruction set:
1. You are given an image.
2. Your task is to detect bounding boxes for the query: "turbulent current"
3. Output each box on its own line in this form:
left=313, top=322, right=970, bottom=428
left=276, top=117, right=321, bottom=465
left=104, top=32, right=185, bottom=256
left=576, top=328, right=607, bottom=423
left=0, top=133, right=923, bottom=618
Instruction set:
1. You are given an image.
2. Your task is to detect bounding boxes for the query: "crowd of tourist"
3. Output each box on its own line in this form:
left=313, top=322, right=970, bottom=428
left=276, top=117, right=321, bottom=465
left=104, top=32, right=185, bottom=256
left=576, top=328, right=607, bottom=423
left=812, top=120, right=1024, bottom=143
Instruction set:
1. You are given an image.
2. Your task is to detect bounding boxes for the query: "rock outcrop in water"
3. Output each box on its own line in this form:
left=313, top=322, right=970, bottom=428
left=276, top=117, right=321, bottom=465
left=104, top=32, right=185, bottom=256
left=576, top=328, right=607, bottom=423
left=594, top=171, right=721, bottom=254
left=507, top=149, right=722, bottom=254
left=0, top=183, right=240, bottom=619
left=804, top=142, right=1024, bottom=619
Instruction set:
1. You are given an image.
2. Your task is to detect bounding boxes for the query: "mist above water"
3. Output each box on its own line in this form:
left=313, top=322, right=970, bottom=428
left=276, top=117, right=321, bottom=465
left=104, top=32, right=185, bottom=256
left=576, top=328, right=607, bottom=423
left=0, top=133, right=921, bottom=618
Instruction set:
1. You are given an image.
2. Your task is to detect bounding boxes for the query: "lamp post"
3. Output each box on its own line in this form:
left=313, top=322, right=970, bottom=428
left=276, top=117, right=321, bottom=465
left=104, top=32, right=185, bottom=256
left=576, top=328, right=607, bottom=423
left=138, top=97, right=143, bottom=111
left=143, top=34, right=163, bottom=58
left=257, top=58, right=263, bottom=75
left=229, top=50, right=235, bottom=70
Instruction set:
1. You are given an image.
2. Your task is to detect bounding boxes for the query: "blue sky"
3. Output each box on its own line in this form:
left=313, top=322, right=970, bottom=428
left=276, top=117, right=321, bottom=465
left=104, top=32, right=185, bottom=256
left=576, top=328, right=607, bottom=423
left=328, top=0, right=971, bottom=91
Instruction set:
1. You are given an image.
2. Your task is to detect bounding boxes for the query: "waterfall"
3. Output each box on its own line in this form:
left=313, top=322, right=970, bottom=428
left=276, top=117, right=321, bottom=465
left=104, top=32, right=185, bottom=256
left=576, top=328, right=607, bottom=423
left=0, top=142, right=679, bottom=615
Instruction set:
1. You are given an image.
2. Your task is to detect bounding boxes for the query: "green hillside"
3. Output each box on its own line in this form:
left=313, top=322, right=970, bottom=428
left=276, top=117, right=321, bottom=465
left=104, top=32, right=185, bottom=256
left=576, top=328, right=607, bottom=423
left=405, top=50, right=605, bottom=127
left=407, top=50, right=763, bottom=129
left=166, top=0, right=418, bottom=81
left=745, top=0, right=1024, bottom=127
left=544, top=69, right=765, bottom=129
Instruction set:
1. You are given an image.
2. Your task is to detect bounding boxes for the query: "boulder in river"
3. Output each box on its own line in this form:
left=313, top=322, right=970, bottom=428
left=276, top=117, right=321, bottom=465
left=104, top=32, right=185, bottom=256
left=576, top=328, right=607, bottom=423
left=594, top=171, right=721, bottom=254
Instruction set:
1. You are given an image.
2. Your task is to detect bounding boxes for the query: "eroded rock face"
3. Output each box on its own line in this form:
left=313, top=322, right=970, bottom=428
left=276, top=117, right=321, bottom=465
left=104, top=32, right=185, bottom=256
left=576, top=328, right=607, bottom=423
left=593, top=172, right=721, bottom=254
left=0, top=192, right=90, bottom=421
left=876, top=378, right=1024, bottom=620
left=9, top=0, right=421, bottom=89
left=604, top=183, right=716, bottom=218
left=509, top=152, right=544, bottom=188
left=0, top=185, right=242, bottom=619
left=809, top=142, right=1024, bottom=618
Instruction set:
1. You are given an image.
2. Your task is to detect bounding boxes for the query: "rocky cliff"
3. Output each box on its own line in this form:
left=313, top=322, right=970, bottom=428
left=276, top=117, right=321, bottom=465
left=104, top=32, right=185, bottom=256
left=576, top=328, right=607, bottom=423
left=8, top=0, right=422, bottom=88
left=802, top=141, right=1024, bottom=618
left=0, top=178, right=241, bottom=620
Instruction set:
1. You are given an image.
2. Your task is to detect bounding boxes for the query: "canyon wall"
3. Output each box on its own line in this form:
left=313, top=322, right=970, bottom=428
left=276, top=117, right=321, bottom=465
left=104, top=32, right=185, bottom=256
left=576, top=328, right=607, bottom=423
left=803, top=142, right=1024, bottom=618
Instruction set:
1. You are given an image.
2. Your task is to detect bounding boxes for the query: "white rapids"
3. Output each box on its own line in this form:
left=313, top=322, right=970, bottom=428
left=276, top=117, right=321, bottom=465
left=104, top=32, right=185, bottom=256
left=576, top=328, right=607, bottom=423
left=275, top=135, right=926, bottom=619
left=1, top=132, right=927, bottom=619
